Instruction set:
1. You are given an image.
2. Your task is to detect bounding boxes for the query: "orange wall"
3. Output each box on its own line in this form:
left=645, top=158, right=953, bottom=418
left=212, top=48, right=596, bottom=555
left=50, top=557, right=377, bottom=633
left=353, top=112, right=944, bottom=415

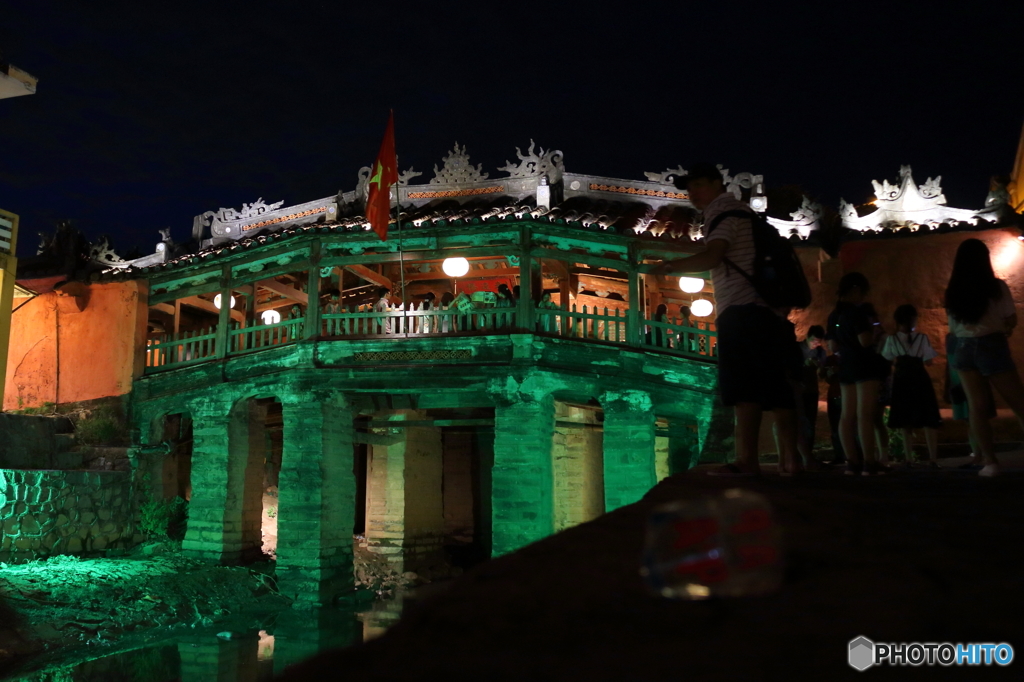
left=4, top=280, right=150, bottom=410
left=792, top=227, right=1024, bottom=404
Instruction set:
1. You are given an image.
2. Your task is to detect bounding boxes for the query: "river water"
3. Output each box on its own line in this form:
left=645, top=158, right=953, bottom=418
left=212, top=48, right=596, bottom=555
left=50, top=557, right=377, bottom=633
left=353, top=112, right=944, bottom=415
left=1, top=598, right=404, bottom=681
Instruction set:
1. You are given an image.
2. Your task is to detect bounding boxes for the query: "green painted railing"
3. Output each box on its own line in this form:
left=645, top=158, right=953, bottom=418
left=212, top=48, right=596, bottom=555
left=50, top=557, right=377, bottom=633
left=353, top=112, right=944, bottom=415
left=536, top=305, right=628, bottom=342
left=641, top=316, right=717, bottom=358
left=145, top=305, right=716, bottom=373
left=228, top=318, right=304, bottom=354
left=321, top=304, right=516, bottom=337
left=145, top=327, right=218, bottom=370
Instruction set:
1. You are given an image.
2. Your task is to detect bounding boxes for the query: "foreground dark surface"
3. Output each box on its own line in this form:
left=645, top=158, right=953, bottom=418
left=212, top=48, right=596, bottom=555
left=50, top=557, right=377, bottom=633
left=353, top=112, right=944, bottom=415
left=281, top=467, right=1024, bottom=681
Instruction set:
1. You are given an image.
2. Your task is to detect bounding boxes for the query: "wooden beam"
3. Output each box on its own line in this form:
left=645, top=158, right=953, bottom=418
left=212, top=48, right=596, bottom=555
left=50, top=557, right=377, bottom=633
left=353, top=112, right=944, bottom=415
left=255, top=278, right=308, bottom=305
left=149, top=302, right=174, bottom=315
left=180, top=295, right=245, bottom=322
left=344, top=264, right=393, bottom=290
left=402, top=267, right=520, bottom=282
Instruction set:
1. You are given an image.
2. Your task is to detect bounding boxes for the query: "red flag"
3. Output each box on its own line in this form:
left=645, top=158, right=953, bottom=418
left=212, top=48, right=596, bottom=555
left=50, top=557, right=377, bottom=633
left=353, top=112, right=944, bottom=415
left=366, top=111, right=398, bottom=241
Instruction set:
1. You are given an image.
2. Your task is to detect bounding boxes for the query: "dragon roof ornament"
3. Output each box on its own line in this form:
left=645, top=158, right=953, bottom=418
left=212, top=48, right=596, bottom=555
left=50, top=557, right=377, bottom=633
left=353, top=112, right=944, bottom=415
left=767, top=197, right=822, bottom=240
left=430, top=143, right=489, bottom=184
left=841, top=166, right=1003, bottom=232
left=498, top=139, right=565, bottom=184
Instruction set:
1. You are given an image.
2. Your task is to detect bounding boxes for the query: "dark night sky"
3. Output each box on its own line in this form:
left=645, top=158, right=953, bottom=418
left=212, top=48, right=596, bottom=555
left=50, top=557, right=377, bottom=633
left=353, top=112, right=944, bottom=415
left=1, top=1, right=1022, bottom=258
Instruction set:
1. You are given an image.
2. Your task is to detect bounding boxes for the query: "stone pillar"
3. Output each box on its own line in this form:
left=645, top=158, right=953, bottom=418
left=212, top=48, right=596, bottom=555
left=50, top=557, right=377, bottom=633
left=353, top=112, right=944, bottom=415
left=667, top=422, right=700, bottom=474
left=601, top=390, right=656, bottom=511
left=698, top=395, right=734, bottom=463
left=491, top=393, right=554, bottom=556
left=442, top=429, right=475, bottom=544
left=551, top=402, right=604, bottom=532
left=182, top=397, right=262, bottom=564
left=276, top=393, right=355, bottom=607
left=364, top=410, right=444, bottom=574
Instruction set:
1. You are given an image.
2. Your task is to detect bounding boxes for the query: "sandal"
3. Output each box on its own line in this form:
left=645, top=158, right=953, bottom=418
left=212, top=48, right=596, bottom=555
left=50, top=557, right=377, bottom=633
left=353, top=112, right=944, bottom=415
left=844, top=462, right=863, bottom=476
left=707, top=463, right=761, bottom=477
left=862, top=461, right=888, bottom=476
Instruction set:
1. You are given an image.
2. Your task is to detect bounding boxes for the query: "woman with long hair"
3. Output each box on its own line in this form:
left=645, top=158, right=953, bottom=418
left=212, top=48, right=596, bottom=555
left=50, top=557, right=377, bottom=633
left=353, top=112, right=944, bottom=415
left=945, top=238, right=1024, bottom=476
left=826, top=272, right=890, bottom=475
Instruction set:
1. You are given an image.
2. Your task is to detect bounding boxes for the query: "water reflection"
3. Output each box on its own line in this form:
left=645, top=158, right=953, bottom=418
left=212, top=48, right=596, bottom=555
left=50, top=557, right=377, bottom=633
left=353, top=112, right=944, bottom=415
left=4, top=598, right=404, bottom=682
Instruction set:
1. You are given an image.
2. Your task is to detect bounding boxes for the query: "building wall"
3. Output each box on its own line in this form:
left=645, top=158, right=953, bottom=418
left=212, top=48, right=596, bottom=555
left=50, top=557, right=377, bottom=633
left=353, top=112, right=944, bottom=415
left=4, top=280, right=149, bottom=410
left=793, top=227, right=1024, bottom=406
left=551, top=403, right=603, bottom=532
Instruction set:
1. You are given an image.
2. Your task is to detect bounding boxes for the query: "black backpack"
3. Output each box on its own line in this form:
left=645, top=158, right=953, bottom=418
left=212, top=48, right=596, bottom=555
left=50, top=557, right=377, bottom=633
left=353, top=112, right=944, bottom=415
left=706, top=209, right=812, bottom=309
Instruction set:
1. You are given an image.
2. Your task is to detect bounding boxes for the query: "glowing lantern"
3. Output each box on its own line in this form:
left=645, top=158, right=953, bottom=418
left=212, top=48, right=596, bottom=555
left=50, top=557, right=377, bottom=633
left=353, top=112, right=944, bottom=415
left=442, top=257, right=470, bottom=277
left=691, top=298, right=714, bottom=317
left=213, top=293, right=235, bottom=310
left=679, top=276, right=705, bottom=293
left=261, top=310, right=281, bottom=325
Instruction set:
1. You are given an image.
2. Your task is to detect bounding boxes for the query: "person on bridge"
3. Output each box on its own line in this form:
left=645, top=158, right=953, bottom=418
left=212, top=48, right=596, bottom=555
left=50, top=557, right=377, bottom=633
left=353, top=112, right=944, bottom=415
left=651, top=162, right=800, bottom=477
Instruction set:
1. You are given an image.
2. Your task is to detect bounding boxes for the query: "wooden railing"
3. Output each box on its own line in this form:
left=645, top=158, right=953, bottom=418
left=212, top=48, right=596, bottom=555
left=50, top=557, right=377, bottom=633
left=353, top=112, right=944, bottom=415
left=145, top=304, right=717, bottom=373
left=228, top=317, right=304, bottom=354
left=641, top=316, right=717, bottom=358
left=535, top=305, right=628, bottom=343
left=145, top=327, right=218, bottom=370
left=321, top=304, right=517, bottom=338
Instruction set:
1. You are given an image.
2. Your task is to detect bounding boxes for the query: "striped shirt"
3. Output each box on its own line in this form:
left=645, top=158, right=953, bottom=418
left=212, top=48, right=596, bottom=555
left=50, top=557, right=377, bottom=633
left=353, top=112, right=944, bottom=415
left=702, top=192, right=763, bottom=312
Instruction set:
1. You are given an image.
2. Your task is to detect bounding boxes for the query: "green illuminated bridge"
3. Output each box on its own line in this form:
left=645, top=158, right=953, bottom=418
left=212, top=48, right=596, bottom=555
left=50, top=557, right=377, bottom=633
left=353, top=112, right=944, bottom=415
left=112, top=164, right=728, bottom=606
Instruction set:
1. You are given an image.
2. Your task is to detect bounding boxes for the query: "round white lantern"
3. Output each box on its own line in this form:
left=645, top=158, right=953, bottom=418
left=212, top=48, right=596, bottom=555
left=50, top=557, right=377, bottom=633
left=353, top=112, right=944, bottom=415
left=261, top=310, right=282, bottom=325
left=678, top=276, right=705, bottom=293
left=442, top=257, right=470, bottom=278
left=213, top=293, right=235, bottom=310
left=691, top=298, right=714, bottom=317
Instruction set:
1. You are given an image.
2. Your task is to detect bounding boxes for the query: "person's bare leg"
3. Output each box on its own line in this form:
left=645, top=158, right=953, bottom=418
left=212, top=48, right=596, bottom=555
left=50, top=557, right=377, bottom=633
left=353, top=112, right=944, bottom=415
left=958, top=370, right=996, bottom=466
left=771, top=422, right=782, bottom=467
left=734, top=402, right=763, bottom=472
left=901, top=428, right=915, bottom=464
left=987, top=369, right=1024, bottom=435
left=839, top=384, right=861, bottom=467
left=874, top=405, right=890, bottom=464
left=924, top=427, right=939, bottom=464
left=774, top=408, right=800, bottom=473
left=857, top=381, right=880, bottom=465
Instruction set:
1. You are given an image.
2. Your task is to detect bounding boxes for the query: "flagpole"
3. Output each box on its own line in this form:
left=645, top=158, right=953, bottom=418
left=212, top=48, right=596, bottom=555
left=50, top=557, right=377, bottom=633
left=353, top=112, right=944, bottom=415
left=393, top=111, right=407, bottom=333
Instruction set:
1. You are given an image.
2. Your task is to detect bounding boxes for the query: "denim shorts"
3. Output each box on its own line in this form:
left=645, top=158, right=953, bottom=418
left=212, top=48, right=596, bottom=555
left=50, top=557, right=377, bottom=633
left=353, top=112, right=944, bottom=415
left=949, top=333, right=1017, bottom=377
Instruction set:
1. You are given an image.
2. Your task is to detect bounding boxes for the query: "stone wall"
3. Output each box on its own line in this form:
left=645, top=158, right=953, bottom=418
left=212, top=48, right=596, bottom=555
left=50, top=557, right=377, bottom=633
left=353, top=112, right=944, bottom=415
left=0, top=469, right=139, bottom=562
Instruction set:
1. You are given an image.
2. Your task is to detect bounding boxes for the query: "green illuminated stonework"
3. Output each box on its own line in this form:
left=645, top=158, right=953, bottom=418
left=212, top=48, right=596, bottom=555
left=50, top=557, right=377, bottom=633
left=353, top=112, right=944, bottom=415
left=126, top=222, right=720, bottom=605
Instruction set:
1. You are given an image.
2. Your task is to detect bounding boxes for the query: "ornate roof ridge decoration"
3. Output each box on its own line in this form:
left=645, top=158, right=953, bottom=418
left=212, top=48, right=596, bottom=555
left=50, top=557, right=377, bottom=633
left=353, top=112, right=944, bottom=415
left=767, top=197, right=822, bottom=240
left=498, top=140, right=564, bottom=184
left=430, top=143, right=489, bottom=184
left=88, top=236, right=127, bottom=268
left=840, top=165, right=1004, bottom=232
left=643, top=166, right=687, bottom=184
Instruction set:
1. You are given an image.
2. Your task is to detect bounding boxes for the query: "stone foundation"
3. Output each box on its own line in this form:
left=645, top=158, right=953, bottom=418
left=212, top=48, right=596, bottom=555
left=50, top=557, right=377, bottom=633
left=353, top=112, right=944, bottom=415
left=0, top=468, right=139, bottom=562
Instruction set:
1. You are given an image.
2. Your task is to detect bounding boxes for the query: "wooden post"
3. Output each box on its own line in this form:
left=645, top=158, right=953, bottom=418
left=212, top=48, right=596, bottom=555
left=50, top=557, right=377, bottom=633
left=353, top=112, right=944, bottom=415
left=516, top=227, right=534, bottom=332
left=305, top=240, right=322, bottom=339
left=626, top=267, right=640, bottom=347
left=173, top=299, right=181, bottom=335
left=215, top=267, right=231, bottom=358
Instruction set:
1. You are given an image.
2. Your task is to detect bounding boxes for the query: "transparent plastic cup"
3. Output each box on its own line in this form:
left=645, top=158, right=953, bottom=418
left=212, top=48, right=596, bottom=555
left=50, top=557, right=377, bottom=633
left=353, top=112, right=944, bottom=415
left=640, top=488, right=783, bottom=599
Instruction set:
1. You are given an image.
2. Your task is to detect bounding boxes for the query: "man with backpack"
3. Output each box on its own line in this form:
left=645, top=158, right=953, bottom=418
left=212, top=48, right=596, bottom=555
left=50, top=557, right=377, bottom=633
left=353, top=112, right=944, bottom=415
left=651, top=162, right=811, bottom=476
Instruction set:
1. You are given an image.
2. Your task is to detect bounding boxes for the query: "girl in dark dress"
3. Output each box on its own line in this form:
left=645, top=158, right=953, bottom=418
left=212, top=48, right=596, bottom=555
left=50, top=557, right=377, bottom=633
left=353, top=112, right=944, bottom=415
left=881, top=304, right=942, bottom=467
left=826, top=273, right=889, bottom=475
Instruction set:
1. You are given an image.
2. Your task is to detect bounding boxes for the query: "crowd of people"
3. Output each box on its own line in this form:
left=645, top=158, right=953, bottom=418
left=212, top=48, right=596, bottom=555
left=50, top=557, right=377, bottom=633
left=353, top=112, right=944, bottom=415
left=654, top=162, right=1024, bottom=478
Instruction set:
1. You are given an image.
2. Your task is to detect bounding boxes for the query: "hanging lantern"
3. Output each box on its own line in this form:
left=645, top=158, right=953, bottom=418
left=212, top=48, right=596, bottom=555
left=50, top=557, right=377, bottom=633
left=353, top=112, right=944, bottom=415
left=691, top=298, right=714, bottom=317
left=261, top=310, right=281, bottom=325
left=442, top=257, right=470, bottom=277
left=213, top=293, right=235, bottom=310
left=678, top=276, right=705, bottom=293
